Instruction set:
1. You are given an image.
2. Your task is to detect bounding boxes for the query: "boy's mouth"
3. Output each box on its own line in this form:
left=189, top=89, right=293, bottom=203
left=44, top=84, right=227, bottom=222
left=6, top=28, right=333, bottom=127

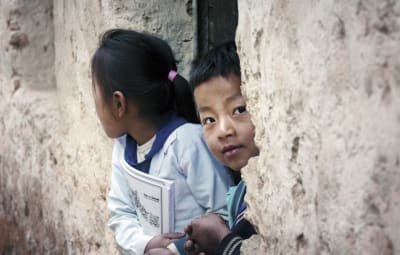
left=222, top=145, right=243, bottom=156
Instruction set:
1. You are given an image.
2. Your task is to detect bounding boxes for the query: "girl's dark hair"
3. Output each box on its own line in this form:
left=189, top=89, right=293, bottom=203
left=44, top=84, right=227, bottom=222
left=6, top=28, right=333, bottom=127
left=189, top=41, right=241, bottom=91
left=91, top=29, right=198, bottom=124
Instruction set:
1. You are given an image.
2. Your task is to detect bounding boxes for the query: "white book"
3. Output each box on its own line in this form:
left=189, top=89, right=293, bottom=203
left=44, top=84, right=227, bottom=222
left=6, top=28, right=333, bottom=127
left=120, top=157, right=175, bottom=236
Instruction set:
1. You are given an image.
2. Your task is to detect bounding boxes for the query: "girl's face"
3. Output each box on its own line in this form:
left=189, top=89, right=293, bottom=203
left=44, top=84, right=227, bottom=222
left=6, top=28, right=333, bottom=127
left=194, top=75, right=259, bottom=171
left=92, top=81, right=125, bottom=138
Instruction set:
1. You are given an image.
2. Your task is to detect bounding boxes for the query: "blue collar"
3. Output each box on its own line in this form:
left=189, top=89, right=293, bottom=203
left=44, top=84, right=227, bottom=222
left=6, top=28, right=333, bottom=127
left=124, top=112, right=187, bottom=173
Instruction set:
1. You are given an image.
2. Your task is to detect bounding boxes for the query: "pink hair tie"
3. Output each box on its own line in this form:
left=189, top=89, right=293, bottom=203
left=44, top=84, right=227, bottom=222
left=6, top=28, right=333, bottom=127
left=168, top=70, right=178, bottom=81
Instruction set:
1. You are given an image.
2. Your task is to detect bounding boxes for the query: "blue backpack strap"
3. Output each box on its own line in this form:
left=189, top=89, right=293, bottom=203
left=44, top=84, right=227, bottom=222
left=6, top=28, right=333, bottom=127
left=229, top=181, right=246, bottom=226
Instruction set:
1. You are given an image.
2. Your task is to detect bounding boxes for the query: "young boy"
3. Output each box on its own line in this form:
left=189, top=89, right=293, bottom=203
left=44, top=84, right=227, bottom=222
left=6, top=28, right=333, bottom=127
left=184, top=41, right=259, bottom=255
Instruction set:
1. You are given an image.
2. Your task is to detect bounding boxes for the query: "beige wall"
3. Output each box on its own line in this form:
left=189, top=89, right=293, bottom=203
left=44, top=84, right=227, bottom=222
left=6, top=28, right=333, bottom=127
left=237, top=0, right=400, bottom=254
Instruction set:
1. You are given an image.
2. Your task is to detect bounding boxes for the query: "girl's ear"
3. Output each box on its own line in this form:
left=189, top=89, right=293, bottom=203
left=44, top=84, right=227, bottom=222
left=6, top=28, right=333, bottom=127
left=112, top=91, right=126, bottom=119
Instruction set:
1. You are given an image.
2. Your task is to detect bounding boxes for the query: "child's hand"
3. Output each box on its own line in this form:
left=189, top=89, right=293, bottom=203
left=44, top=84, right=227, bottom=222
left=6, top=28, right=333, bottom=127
left=185, top=213, right=231, bottom=254
left=184, top=238, right=203, bottom=255
left=184, top=225, right=207, bottom=255
left=144, top=248, right=174, bottom=255
left=144, top=232, right=184, bottom=253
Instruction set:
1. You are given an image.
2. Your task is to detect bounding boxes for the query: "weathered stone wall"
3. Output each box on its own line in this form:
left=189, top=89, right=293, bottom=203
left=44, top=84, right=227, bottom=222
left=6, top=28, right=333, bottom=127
left=0, top=0, right=194, bottom=253
left=237, top=0, right=400, bottom=254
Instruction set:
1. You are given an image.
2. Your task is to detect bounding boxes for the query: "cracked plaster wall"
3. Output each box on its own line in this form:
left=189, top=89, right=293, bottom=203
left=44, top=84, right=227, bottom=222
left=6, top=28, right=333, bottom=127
left=237, top=0, right=400, bottom=254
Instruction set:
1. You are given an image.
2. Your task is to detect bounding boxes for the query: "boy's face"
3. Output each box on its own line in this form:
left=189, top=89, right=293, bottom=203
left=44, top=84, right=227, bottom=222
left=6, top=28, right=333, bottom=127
left=194, top=74, right=259, bottom=171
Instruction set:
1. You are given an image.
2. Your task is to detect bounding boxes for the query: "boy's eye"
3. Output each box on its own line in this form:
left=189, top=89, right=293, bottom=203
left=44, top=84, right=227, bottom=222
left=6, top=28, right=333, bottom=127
left=202, top=117, right=215, bottom=125
left=233, top=105, right=247, bottom=115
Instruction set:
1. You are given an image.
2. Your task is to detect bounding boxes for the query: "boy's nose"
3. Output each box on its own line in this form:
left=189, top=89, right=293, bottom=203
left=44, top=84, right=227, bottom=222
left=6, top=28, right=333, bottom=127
left=217, top=117, right=235, bottom=138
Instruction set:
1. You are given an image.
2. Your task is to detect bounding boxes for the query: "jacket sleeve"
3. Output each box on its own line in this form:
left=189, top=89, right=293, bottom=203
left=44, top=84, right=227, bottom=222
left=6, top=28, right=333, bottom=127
left=217, top=233, right=243, bottom=255
left=177, top=126, right=234, bottom=219
left=108, top=140, right=153, bottom=255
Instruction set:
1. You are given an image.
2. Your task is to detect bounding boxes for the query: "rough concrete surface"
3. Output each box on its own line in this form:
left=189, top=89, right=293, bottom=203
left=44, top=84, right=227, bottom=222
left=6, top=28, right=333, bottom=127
left=237, top=0, right=400, bottom=254
left=1, top=0, right=194, bottom=254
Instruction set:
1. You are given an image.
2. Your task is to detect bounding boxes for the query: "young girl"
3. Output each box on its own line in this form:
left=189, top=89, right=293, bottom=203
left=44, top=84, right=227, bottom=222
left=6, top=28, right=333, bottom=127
left=91, top=29, right=233, bottom=255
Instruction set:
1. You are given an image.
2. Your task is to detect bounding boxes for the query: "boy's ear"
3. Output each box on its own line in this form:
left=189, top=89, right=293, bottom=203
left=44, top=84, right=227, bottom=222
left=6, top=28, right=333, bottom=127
left=112, top=91, right=126, bottom=119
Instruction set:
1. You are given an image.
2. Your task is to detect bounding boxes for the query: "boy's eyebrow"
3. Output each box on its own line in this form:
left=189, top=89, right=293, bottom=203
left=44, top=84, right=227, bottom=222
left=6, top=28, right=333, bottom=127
left=197, top=94, right=243, bottom=113
left=197, top=105, right=211, bottom=113
left=226, top=94, right=243, bottom=103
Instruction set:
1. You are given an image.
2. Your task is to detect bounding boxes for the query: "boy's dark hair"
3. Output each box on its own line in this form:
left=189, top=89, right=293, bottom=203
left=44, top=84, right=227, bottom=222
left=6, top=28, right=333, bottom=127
left=91, top=29, right=198, bottom=124
left=189, top=41, right=241, bottom=90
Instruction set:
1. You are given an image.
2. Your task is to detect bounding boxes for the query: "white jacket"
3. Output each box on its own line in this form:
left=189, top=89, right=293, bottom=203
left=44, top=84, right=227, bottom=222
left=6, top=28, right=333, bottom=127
left=108, top=123, right=233, bottom=254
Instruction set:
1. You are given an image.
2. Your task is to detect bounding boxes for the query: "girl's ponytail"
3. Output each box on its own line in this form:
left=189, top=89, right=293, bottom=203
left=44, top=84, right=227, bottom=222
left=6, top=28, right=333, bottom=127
left=170, top=72, right=199, bottom=124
